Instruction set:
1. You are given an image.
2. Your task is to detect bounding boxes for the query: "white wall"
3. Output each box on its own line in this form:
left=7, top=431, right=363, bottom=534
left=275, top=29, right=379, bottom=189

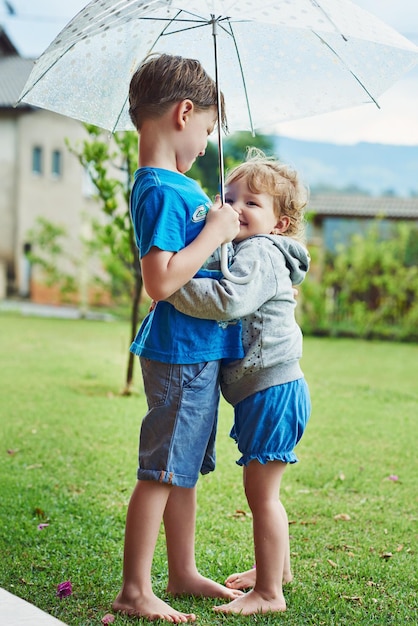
left=0, top=117, right=18, bottom=263
left=15, top=109, right=101, bottom=297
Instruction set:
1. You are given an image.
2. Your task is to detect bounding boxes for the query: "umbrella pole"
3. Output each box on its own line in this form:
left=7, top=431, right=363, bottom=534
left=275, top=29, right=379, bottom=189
left=211, top=17, right=259, bottom=285
left=211, top=16, right=226, bottom=205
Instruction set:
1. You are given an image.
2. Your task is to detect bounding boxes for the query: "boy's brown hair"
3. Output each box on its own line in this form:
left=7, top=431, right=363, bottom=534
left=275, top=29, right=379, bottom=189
left=226, top=147, right=309, bottom=242
left=129, top=53, right=227, bottom=132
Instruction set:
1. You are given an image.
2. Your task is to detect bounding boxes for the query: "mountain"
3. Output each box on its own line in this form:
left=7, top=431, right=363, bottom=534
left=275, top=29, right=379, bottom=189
left=273, top=136, right=418, bottom=197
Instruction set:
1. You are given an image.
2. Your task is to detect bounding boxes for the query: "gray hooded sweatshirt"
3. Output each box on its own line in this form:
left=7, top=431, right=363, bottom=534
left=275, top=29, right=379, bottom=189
left=168, top=234, right=310, bottom=406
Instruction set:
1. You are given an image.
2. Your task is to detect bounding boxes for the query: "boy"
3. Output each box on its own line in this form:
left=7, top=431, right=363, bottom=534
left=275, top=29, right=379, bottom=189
left=112, top=53, right=244, bottom=623
left=168, top=149, right=311, bottom=615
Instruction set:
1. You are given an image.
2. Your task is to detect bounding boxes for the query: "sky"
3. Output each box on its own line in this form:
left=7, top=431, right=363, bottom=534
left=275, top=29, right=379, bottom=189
left=1, top=0, right=418, bottom=146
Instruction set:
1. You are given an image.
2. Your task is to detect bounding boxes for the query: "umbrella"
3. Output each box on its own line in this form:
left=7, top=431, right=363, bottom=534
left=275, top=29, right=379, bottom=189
left=17, top=0, right=418, bottom=283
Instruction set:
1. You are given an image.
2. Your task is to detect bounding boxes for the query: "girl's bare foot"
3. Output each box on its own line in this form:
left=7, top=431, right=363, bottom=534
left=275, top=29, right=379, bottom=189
left=112, top=590, right=196, bottom=623
left=167, top=572, right=244, bottom=600
left=225, top=568, right=256, bottom=590
left=213, top=589, right=286, bottom=615
left=225, top=568, right=293, bottom=590
left=283, top=569, right=293, bottom=585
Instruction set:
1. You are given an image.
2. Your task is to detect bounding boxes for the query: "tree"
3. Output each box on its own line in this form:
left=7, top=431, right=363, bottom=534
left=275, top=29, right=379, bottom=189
left=67, top=126, right=141, bottom=395
left=188, top=139, right=220, bottom=197
left=189, top=131, right=276, bottom=198
left=223, top=131, right=276, bottom=168
left=26, top=217, right=78, bottom=301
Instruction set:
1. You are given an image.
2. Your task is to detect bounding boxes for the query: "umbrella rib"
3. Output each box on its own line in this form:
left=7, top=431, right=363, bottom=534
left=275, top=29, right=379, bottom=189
left=140, top=15, right=207, bottom=24
left=112, top=11, right=208, bottom=133
left=111, top=12, right=241, bottom=132
left=17, top=44, right=78, bottom=102
left=224, top=20, right=255, bottom=136
left=311, top=0, right=348, bottom=41
left=159, top=22, right=212, bottom=35
left=312, top=31, right=381, bottom=109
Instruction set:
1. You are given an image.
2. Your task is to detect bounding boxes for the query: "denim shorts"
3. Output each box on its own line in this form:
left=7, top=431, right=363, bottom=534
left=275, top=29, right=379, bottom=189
left=137, top=358, right=221, bottom=488
left=230, top=378, right=311, bottom=466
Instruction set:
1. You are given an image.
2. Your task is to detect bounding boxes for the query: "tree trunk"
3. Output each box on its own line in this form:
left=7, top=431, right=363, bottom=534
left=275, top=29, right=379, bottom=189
left=121, top=243, right=143, bottom=396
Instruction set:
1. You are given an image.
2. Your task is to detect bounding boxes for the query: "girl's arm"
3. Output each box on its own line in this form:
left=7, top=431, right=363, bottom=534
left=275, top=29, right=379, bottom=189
left=167, top=241, right=277, bottom=321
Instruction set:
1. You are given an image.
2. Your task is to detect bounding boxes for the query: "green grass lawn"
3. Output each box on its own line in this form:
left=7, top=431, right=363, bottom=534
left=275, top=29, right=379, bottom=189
left=0, top=313, right=417, bottom=625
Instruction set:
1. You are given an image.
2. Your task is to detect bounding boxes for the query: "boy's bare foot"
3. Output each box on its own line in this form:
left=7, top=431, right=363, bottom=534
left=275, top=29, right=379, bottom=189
left=167, top=572, right=244, bottom=600
left=225, top=568, right=293, bottom=590
left=112, top=590, right=196, bottom=623
left=213, top=589, right=286, bottom=615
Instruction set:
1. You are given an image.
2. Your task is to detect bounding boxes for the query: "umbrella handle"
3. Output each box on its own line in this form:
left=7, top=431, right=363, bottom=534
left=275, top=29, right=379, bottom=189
left=220, top=243, right=260, bottom=284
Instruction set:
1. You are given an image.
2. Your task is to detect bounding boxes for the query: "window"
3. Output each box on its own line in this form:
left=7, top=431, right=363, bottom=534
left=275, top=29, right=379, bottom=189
left=51, top=150, right=62, bottom=177
left=32, top=146, right=43, bottom=175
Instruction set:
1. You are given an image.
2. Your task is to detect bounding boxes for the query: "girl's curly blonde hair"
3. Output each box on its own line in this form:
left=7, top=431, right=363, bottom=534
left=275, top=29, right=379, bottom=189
left=225, top=147, right=309, bottom=243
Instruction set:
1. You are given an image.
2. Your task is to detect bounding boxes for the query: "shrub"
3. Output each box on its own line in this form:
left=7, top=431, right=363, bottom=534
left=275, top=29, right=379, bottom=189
left=301, top=221, right=418, bottom=342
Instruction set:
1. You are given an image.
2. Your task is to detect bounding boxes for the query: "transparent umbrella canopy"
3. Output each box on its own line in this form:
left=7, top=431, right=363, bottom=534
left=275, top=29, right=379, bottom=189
left=18, top=0, right=418, bottom=283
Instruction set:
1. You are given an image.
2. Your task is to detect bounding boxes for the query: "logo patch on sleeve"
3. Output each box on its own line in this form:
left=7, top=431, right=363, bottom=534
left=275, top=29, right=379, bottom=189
left=192, top=204, right=209, bottom=222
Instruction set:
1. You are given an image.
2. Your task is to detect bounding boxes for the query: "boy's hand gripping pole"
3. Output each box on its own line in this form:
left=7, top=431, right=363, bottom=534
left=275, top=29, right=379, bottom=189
left=212, top=15, right=259, bottom=284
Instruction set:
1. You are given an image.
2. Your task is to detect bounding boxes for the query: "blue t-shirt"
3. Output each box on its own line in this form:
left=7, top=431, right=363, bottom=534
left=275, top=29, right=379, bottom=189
left=130, top=167, right=243, bottom=364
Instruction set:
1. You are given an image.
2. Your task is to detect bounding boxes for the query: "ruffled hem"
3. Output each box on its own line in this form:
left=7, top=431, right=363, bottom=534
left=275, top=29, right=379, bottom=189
left=236, top=452, right=299, bottom=467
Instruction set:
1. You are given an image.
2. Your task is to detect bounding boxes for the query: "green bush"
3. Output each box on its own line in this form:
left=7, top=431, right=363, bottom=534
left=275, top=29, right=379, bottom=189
left=301, top=222, right=418, bottom=342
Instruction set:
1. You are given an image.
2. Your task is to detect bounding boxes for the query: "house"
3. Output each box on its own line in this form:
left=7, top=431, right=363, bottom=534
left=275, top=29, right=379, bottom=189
left=0, top=26, right=103, bottom=304
left=308, top=193, right=418, bottom=252
left=305, top=193, right=418, bottom=282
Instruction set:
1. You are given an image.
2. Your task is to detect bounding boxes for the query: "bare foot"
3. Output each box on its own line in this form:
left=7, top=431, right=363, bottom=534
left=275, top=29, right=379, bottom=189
left=283, top=569, right=293, bottom=585
left=225, top=568, right=293, bottom=590
left=225, top=568, right=256, bottom=590
left=167, top=572, right=244, bottom=600
left=213, top=589, right=286, bottom=615
left=112, top=589, right=196, bottom=623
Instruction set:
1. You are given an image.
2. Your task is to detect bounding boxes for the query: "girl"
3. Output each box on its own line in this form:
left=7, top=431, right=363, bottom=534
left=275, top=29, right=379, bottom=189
left=168, top=148, right=311, bottom=614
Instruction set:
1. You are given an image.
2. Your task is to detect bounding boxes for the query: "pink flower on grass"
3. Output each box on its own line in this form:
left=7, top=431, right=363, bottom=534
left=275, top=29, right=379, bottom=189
left=101, top=614, right=115, bottom=624
left=37, top=523, right=49, bottom=530
left=388, top=474, right=399, bottom=481
left=56, top=581, right=72, bottom=598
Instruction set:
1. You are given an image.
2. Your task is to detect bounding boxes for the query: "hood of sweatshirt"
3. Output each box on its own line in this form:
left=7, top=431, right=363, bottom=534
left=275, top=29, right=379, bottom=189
left=235, top=234, right=310, bottom=286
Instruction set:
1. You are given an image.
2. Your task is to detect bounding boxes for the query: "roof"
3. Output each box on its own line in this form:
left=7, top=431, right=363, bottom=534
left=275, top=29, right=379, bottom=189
left=0, top=26, right=34, bottom=108
left=309, top=194, right=418, bottom=220
left=0, top=26, right=18, bottom=56
left=0, top=54, right=34, bottom=108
